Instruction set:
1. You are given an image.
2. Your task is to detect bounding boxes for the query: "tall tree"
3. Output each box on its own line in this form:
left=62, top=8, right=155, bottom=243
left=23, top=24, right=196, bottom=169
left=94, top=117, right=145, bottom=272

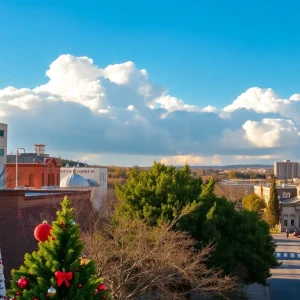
left=265, top=177, right=280, bottom=228
left=116, top=162, right=279, bottom=285
left=116, top=162, right=202, bottom=226
left=8, top=197, right=110, bottom=300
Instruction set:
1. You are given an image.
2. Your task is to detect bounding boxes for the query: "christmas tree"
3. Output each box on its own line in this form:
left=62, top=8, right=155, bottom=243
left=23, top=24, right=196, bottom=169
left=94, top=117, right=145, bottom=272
left=0, top=249, right=7, bottom=300
left=8, top=197, right=109, bottom=300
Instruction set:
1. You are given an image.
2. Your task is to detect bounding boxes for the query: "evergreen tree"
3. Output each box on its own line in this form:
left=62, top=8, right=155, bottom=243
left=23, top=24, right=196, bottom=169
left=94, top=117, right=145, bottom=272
left=0, top=249, right=7, bottom=300
left=200, top=177, right=215, bottom=200
left=116, top=162, right=279, bottom=285
left=116, top=162, right=202, bottom=226
left=265, top=177, right=280, bottom=228
left=8, top=197, right=110, bottom=300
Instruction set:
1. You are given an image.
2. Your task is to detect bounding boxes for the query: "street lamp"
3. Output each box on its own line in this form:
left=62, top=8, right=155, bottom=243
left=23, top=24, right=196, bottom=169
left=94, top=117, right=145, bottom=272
left=16, top=148, right=25, bottom=188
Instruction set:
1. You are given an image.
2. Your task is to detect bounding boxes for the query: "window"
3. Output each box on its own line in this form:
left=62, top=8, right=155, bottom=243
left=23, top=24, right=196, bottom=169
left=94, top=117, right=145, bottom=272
left=284, top=216, right=288, bottom=226
left=287, top=193, right=291, bottom=198
left=42, top=174, right=45, bottom=186
left=283, top=192, right=287, bottom=198
left=0, top=130, right=4, bottom=137
left=0, top=149, right=3, bottom=156
left=291, top=219, right=295, bottom=226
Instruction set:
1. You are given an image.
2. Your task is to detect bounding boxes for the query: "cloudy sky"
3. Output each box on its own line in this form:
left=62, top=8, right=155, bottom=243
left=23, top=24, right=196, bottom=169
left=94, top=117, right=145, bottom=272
left=1, top=1, right=300, bottom=166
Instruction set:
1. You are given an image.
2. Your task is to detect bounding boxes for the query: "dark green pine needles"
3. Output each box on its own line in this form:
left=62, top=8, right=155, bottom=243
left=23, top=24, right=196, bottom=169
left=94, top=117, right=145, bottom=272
left=8, top=197, right=109, bottom=300
left=265, top=177, right=280, bottom=228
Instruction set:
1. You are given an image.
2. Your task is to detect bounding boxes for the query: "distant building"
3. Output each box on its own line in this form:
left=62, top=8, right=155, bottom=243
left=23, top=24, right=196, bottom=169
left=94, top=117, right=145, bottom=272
left=280, top=185, right=300, bottom=231
left=274, top=160, right=299, bottom=179
left=254, top=184, right=297, bottom=205
left=6, top=144, right=61, bottom=189
left=60, top=166, right=107, bottom=192
left=60, top=166, right=108, bottom=210
left=0, top=123, right=7, bottom=189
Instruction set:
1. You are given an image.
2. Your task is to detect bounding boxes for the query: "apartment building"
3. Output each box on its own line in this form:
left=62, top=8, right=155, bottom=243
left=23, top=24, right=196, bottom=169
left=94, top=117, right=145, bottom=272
left=274, top=160, right=299, bottom=179
left=0, top=123, right=7, bottom=189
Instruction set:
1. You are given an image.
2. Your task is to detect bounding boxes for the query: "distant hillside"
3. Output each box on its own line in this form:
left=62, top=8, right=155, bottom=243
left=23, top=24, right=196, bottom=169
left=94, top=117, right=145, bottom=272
left=187, top=164, right=273, bottom=170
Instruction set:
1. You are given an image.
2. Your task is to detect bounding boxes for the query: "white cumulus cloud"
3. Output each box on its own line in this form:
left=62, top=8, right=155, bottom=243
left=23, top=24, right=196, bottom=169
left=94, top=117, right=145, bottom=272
left=2, top=54, right=300, bottom=165
left=242, top=119, right=300, bottom=148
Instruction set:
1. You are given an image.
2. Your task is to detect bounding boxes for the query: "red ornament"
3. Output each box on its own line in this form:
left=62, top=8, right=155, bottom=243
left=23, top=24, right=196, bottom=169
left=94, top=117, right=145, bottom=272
left=16, top=291, right=21, bottom=295
left=94, top=289, right=99, bottom=296
left=78, top=283, right=82, bottom=288
left=62, top=227, right=66, bottom=230
left=55, top=270, right=73, bottom=287
left=17, top=277, right=29, bottom=289
left=60, top=221, right=64, bottom=225
left=34, top=221, right=52, bottom=242
left=97, top=283, right=107, bottom=291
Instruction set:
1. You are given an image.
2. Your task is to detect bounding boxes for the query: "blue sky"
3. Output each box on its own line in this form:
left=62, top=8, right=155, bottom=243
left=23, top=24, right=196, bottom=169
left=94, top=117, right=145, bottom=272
left=2, top=0, right=300, bottom=107
left=2, top=1, right=300, bottom=166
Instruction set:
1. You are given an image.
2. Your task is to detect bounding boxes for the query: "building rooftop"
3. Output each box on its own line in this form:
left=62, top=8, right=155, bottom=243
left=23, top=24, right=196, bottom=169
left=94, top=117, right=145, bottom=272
left=60, top=169, right=90, bottom=188
left=281, top=197, right=300, bottom=205
left=7, top=154, right=60, bottom=165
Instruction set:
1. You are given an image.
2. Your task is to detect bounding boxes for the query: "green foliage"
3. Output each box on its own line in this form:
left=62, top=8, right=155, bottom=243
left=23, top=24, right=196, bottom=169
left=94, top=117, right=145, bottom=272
left=190, top=198, right=279, bottom=284
left=228, top=170, right=266, bottom=179
left=265, top=177, right=280, bottom=227
left=8, top=197, right=109, bottom=300
left=116, top=162, right=279, bottom=285
left=200, top=177, right=215, bottom=200
left=242, top=193, right=266, bottom=216
left=116, top=162, right=203, bottom=225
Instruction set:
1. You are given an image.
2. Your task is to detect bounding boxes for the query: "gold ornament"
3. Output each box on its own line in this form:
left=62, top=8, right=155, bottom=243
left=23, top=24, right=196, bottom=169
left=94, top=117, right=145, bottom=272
left=80, top=257, right=91, bottom=266
left=48, top=286, right=57, bottom=295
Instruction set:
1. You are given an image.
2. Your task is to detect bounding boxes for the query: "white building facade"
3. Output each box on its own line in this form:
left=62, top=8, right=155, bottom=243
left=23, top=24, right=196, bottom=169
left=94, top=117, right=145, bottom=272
left=0, top=124, right=7, bottom=189
left=280, top=185, right=300, bottom=231
left=60, top=167, right=108, bottom=211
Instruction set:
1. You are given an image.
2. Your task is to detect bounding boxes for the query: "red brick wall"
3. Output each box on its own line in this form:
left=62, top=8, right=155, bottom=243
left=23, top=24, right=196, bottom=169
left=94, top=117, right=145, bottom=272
left=0, top=189, right=92, bottom=284
left=6, top=162, right=61, bottom=189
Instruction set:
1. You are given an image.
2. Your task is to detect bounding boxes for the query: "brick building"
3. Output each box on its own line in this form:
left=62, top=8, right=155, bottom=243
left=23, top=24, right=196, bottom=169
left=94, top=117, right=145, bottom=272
left=0, top=189, right=93, bottom=284
left=6, top=144, right=61, bottom=189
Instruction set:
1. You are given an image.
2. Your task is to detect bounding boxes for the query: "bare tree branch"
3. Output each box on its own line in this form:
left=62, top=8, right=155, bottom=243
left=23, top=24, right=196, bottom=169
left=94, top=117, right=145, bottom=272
left=83, top=214, right=236, bottom=300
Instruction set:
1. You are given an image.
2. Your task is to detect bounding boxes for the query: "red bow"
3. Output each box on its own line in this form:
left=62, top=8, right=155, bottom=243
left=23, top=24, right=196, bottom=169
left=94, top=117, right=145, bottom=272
left=55, top=270, right=73, bottom=287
